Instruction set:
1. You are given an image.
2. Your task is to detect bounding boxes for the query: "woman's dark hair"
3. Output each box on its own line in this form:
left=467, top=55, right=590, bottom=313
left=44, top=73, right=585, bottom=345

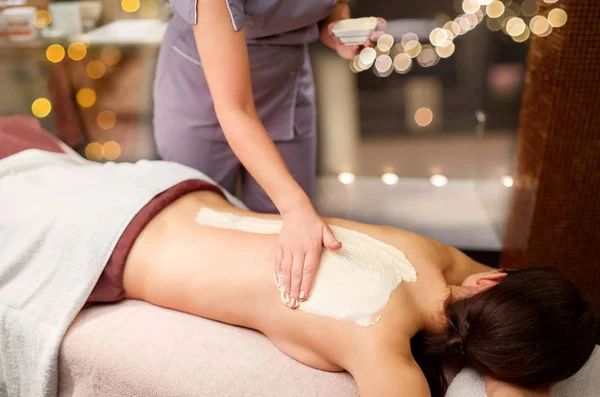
left=411, top=268, right=599, bottom=397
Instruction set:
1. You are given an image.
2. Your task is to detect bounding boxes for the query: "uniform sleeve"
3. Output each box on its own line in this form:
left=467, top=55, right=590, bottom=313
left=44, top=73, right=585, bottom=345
left=170, top=0, right=245, bottom=31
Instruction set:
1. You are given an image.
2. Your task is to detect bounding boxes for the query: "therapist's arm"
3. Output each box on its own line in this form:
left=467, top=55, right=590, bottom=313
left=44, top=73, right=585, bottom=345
left=192, top=0, right=341, bottom=306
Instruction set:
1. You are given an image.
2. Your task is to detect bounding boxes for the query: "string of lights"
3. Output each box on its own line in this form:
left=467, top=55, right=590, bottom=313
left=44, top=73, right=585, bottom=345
left=350, top=0, right=568, bottom=76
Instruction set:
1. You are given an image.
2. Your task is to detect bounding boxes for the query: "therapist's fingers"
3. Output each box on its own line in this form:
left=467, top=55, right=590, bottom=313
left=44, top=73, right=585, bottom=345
left=367, top=31, right=384, bottom=45
left=280, top=252, right=293, bottom=305
left=299, top=246, right=321, bottom=302
left=323, top=225, right=342, bottom=251
left=288, top=252, right=305, bottom=309
left=376, top=17, right=387, bottom=31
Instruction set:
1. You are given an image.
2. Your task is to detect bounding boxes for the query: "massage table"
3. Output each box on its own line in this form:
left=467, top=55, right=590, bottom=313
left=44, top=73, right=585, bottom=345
left=59, top=300, right=599, bottom=397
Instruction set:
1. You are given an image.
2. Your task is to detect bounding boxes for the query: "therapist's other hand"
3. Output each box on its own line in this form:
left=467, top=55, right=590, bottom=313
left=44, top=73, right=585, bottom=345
left=320, top=17, right=387, bottom=60
left=274, top=201, right=341, bottom=309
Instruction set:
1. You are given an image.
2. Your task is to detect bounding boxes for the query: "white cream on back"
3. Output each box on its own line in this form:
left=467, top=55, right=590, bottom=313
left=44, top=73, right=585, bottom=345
left=195, top=209, right=417, bottom=326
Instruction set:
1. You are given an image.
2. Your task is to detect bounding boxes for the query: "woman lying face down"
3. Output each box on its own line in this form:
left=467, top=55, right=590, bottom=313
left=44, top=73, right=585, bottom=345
left=118, top=188, right=598, bottom=397
left=0, top=124, right=596, bottom=397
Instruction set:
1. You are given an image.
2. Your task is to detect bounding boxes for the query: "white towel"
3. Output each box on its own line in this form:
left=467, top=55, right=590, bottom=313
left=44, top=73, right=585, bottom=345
left=446, top=345, right=600, bottom=397
left=0, top=149, right=242, bottom=397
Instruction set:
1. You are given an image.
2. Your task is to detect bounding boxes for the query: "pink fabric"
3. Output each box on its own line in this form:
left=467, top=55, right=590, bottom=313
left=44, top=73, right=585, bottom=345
left=0, top=115, right=66, bottom=158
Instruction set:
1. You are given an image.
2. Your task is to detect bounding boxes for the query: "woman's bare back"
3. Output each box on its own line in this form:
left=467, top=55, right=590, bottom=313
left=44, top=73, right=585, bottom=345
left=122, top=190, right=491, bottom=394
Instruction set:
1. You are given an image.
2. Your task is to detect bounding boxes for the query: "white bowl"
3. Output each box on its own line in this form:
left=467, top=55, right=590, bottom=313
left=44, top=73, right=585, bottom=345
left=332, top=17, right=378, bottom=45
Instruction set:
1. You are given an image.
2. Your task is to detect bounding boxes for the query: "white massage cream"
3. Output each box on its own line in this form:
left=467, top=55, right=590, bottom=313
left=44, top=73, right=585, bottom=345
left=195, top=209, right=417, bottom=327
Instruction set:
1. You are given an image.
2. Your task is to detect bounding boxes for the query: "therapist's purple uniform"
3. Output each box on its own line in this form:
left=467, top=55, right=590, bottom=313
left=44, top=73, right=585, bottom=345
left=154, top=0, right=337, bottom=213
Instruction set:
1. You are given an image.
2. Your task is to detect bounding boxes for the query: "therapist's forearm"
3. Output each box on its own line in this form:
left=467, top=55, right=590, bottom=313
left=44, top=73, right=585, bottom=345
left=218, top=110, right=310, bottom=213
left=323, top=0, right=351, bottom=25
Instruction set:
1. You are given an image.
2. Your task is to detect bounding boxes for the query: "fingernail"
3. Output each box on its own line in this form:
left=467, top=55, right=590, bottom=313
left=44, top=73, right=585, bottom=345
left=299, top=290, right=306, bottom=300
left=289, top=298, right=296, bottom=308
left=284, top=292, right=290, bottom=304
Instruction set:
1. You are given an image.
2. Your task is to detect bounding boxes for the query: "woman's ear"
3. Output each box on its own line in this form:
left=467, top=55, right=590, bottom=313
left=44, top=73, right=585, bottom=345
left=474, top=271, right=508, bottom=291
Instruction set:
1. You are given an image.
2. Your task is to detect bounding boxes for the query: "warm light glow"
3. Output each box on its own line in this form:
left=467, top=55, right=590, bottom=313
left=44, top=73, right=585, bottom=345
left=429, top=28, right=450, bottom=47
left=506, top=17, right=526, bottom=37
left=417, top=46, right=439, bottom=68
left=415, top=108, right=434, bottom=127
left=121, top=0, right=141, bottom=13
left=101, top=47, right=121, bottom=66
left=444, top=21, right=461, bottom=37
left=76, top=88, right=97, bottom=108
left=464, top=14, right=478, bottom=28
left=502, top=176, right=514, bottom=187
left=435, top=42, right=455, bottom=58
left=46, top=44, right=65, bottom=63
left=85, top=142, right=103, bottom=161
left=338, top=172, right=356, bottom=185
left=520, top=0, right=539, bottom=17
left=102, top=141, right=122, bottom=161
left=34, top=10, right=52, bottom=29
left=478, top=0, right=493, bottom=5
left=359, top=47, right=377, bottom=68
left=401, top=33, right=419, bottom=46
left=87, top=60, right=106, bottom=79
left=381, top=173, right=400, bottom=185
left=486, top=17, right=502, bottom=31
left=548, top=8, right=568, bottom=28
left=404, top=40, right=422, bottom=58
left=530, top=16, right=550, bottom=36
left=512, top=26, right=531, bottom=43
left=31, top=98, right=52, bottom=118
left=374, top=55, right=393, bottom=74
left=430, top=174, right=448, bottom=187
left=376, top=34, right=394, bottom=52
left=393, top=53, right=412, bottom=74
left=68, top=42, right=87, bottom=61
left=462, top=0, right=480, bottom=14
left=543, top=0, right=558, bottom=3
left=486, top=1, right=505, bottom=18
left=97, top=111, right=116, bottom=130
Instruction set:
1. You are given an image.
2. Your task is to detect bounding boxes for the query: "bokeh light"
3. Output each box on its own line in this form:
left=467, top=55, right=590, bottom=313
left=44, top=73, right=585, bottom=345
left=520, top=0, right=539, bottom=17
left=102, top=141, right=122, bottom=161
left=101, top=47, right=122, bottom=66
left=548, top=8, right=568, bottom=28
left=401, top=33, right=419, bottom=46
left=530, top=16, right=550, bottom=36
left=487, top=17, right=503, bottom=31
left=462, top=0, right=480, bottom=14
left=486, top=1, right=505, bottom=18
left=430, top=28, right=450, bottom=47
left=376, top=34, right=394, bottom=52
left=85, top=142, right=103, bottom=161
left=31, top=98, right=52, bottom=118
left=68, top=42, right=87, bottom=61
left=512, top=26, right=531, bottom=43
left=121, top=0, right=140, bottom=13
left=374, top=54, right=393, bottom=75
left=338, top=172, right=355, bottom=185
left=436, top=42, right=456, bottom=58
left=87, top=60, right=106, bottom=79
left=502, top=176, right=514, bottom=187
left=34, top=10, right=52, bottom=29
left=46, top=44, right=65, bottom=63
left=381, top=173, right=400, bottom=185
left=76, top=88, right=97, bottom=108
left=415, top=108, right=434, bottom=127
left=478, top=0, right=493, bottom=5
left=97, top=111, right=116, bottom=130
left=393, top=53, right=413, bottom=74
left=417, top=46, right=439, bottom=68
left=444, top=21, right=462, bottom=37
left=404, top=40, right=422, bottom=58
left=543, top=0, right=558, bottom=3
left=506, top=17, right=526, bottom=37
left=430, top=174, right=448, bottom=187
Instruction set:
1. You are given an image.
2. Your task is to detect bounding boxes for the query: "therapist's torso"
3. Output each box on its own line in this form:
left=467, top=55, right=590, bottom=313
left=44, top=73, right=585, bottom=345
left=154, top=0, right=337, bottom=141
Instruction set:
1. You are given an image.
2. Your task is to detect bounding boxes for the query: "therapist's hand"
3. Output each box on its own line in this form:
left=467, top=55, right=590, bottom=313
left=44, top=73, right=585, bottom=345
left=274, top=201, right=341, bottom=309
left=319, top=17, right=387, bottom=60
